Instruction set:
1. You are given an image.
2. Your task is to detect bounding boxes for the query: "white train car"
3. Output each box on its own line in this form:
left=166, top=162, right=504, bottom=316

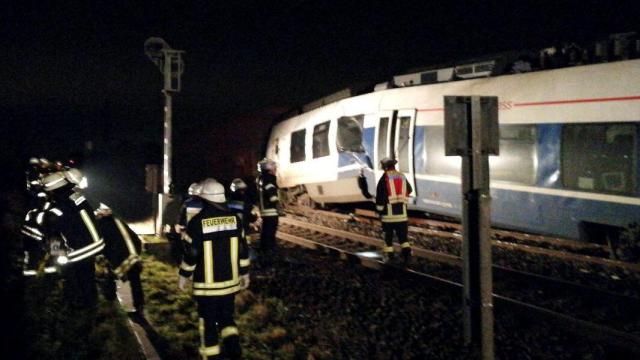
left=265, top=57, right=640, bottom=241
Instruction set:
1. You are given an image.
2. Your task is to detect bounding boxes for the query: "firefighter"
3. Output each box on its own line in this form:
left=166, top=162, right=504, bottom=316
left=94, top=204, right=145, bottom=314
left=178, top=182, right=205, bottom=231
left=21, top=203, right=59, bottom=277
left=175, top=182, right=204, bottom=263
left=228, top=178, right=258, bottom=235
left=40, top=170, right=105, bottom=306
left=375, top=157, right=413, bottom=264
left=178, top=178, right=250, bottom=360
left=256, top=158, right=281, bottom=251
left=228, top=178, right=259, bottom=260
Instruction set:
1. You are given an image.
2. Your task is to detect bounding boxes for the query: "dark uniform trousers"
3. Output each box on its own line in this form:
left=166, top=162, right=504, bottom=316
left=197, top=295, right=241, bottom=360
left=260, top=216, right=278, bottom=251
left=382, top=221, right=409, bottom=251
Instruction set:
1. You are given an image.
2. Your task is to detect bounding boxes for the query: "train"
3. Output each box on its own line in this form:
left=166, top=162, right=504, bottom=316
left=264, top=37, right=640, bottom=243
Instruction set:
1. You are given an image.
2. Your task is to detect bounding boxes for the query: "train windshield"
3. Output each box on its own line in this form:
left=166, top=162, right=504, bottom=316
left=337, top=116, right=365, bottom=152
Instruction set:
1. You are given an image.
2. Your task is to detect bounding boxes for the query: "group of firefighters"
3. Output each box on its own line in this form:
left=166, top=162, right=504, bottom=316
left=21, top=155, right=412, bottom=359
left=22, top=157, right=145, bottom=311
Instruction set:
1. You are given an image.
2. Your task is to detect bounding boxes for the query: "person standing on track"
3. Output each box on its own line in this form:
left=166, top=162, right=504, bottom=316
left=375, top=157, right=413, bottom=264
left=256, top=158, right=281, bottom=252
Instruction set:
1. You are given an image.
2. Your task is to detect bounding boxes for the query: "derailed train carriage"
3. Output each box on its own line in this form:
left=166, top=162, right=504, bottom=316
left=265, top=42, right=640, bottom=243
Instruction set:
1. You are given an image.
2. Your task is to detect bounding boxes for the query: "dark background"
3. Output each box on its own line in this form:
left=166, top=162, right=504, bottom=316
left=2, top=0, right=639, bottom=220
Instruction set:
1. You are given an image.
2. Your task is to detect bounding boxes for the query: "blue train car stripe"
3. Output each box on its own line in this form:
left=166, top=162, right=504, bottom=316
left=414, top=176, right=640, bottom=239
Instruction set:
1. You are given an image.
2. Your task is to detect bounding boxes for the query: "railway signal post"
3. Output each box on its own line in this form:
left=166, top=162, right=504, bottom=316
left=144, top=37, right=185, bottom=235
left=445, top=96, right=499, bottom=360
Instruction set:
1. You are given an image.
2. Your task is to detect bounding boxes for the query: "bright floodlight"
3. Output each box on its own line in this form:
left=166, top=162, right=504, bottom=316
left=356, top=251, right=382, bottom=259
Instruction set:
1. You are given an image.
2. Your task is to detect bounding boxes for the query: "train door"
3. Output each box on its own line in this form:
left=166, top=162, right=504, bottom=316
left=374, top=111, right=393, bottom=187
left=374, top=110, right=417, bottom=199
left=395, top=109, right=416, bottom=199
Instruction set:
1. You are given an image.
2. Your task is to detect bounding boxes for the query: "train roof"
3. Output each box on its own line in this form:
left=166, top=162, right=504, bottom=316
left=283, top=31, right=639, bottom=122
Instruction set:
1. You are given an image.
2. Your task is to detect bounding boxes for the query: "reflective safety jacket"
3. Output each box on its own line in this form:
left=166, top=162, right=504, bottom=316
left=95, top=213, right=142, bottom=279
left=180, top=202, right=250, bottom=297
left=178, top=196, right=204, bottom=231
left=375, top=170, right=413, bottom=223
left=227, top=192, right=258, bottom=233
left=21, top=207, right=57, bottom=276
left=44, top=191, right=105, bottom=263
left=257, top=173, right=280, bottom=217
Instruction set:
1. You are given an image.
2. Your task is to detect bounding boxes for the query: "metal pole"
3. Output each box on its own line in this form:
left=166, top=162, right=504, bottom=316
left=163, top=90, right=172, bottom=194
left=461, top=97, right=494, bottom=359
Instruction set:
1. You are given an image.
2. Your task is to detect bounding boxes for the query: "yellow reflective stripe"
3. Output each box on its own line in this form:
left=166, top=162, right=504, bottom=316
left=376, top=205, right=384, bottom=211
left=200, top=344, right=221, bottom=356
left=261, top=209, right=278, bottom=216
left=80, top=209, right=100, bottom=243
left=269, top=196, right=279, bottom=202
left=383, top=246, right=394, bottom=253
left=381, top=216, right=408, bottom=223
left=114, top=255, right=141, bottom=276
left=401, top=242, right=411, bottom=248
left=182, top=232, right=193, bottom=244
left=221, top=326, right=239, bottom=339
left=193, top=277, right=239, bottom=289
left=198, top=318, right=205, bottom=354
left=240, top=258, right=250, bottom=267
left=115, top=218, right=137, bottom=256
left=264, top=183, right=275, bottom=190
left=180, top=261, right=196, bottom=272
left=204, top=241, right=213, bottom=283
left=388, top=176, right=397, bottom=199
left=231, top=236, right=238, bottom=282
left=193, top=285, right=241, bottom=296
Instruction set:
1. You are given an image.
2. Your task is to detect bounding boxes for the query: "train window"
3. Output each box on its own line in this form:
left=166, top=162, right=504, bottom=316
left=397, top=116, right=411, bottom=172
left=423, top=125, right=537, bottom=185
left=378, top=117, right=389, bottom=169
left=490, top=125, right=537, bottom=185
left=290, top=129, right=306, bottom=163
left=312, top=121, right=331, bottom=158
left=424, top=126, right=459, bottom=177
left=337, top=116, right=365, bottom=153
left=562, top=123, right=637, bottom=195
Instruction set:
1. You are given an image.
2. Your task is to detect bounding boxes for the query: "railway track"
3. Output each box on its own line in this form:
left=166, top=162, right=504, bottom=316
left=276, top=215, right=640, bottom=355
left=286, top=205, right=640, bottom=297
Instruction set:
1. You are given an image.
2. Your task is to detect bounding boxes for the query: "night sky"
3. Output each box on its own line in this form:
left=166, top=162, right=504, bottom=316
left=2, top=1, right=639, bottom=217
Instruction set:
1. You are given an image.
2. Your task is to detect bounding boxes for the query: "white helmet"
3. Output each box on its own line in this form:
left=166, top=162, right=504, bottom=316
left=230, top=178, right=247, bottom=192
left=42, top=171, right=70, bottom=192
left=64, top=168, right=87, bottom=189
left=188, top=182, right=202, bottom=196
left=94, top=203, right=113, bottom=218
left=258, top=158, right=276, bottom=173
left=200, top=178, right=226, bottom=203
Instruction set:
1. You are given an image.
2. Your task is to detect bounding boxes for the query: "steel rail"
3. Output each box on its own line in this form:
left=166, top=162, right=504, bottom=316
left=276, top=221, right=640, bottom=355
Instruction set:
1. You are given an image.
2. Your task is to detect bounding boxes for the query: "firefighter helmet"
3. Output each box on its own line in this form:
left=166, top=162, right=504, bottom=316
left=42, top=171, right=70, bottom=192
left=230, top=178, right=247, bottom=192
left=188, top=182, right=202, bottom=196
left=94, top=203, right=113, bottom=218
left=200, top=178, right=226, bottom=203
left=64, top=168, right=85, bottom=187
left=380, top=157, right=397, bottom=170
left=258, top=158, right=276, bottom=173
